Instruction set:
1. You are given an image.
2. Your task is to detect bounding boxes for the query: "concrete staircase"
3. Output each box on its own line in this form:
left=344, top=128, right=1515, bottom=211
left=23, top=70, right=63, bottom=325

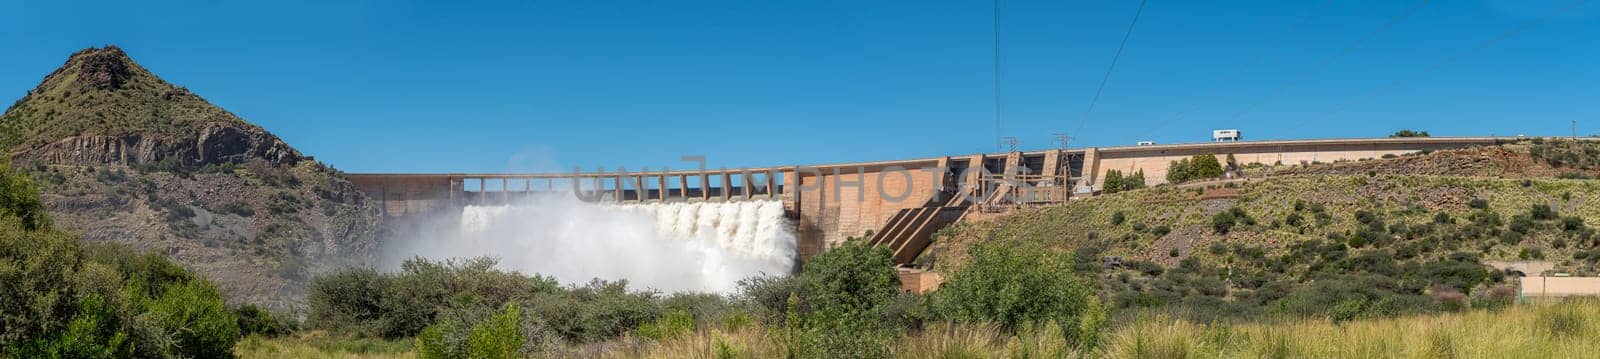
left=868, top=206, right=964, bottom=265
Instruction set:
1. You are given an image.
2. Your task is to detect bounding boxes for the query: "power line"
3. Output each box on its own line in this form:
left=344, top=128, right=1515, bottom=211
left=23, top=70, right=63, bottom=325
left=1229, top=0, right=1432, bottom=121
left=1075, top=0, right=1149, bottom=135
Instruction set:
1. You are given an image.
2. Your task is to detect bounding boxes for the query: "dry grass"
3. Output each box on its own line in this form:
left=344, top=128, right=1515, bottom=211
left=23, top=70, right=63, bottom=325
left=1106, top=299, right=1600, bottom=358
left=234, top=331, right=414, bottom=359
left=237, top=300, right=1600, bottom=358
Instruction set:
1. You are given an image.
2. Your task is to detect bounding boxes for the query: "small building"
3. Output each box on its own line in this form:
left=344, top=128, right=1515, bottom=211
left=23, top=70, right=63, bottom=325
left=1213, top=129, right=1242, bottom=142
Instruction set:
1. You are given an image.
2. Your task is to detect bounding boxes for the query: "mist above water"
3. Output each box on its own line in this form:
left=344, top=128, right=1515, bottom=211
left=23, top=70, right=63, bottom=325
left=383, top=194, right=797, bottom=294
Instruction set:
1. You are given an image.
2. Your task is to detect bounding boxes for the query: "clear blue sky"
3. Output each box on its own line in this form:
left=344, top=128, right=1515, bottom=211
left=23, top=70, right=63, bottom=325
left=3, top=0, right=1597, bottom=173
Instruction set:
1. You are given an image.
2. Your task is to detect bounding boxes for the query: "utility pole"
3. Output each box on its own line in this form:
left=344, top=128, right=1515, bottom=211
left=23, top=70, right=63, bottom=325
left=1573, top=119, right=1578, bottom=140
left=1052, top=133, right=1072, bottom=150
left=1051, top=133, right=1073, bottom=189
left=1000, top=137, right=1019, bottom=152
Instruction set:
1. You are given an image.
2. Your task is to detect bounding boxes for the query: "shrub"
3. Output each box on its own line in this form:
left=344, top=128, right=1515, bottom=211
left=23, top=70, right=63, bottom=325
left=1530, top=204, right=1559, bottom=221
left=0, top=162, right=239, bottom=357
left=418, top=303, right=545, bottom=359
left=467, top=304, right=524, bottom=359
left=221, top=201, right=255, bottom=217
left=1285, top=212, right=1305, bottom=227
left=1211, top=208, right=1250, bottom=234
left=235, top=304, right=293, bottom=337
left=636, top=309, right=695, bottom=341
left=1468, top=199, right=1489, bottom=210
left=1189, top=154, right=1225, bottom=179
left=147, top=279, right=241, bottom=358
left=792, top=240, right=902, bottom=356
left=800, top=241, right=899, bottom=321
left=1389, top=130, right=1431, bottom=138
left=1103, top=170, right=1124, bottom=194
left=1564, top=216, right=1586, bottom=232
left=737, top=275, right=805, bottom=326
left=934, top=241, right=1105, bottom=349
left=1111, top=211, right=1126, bottom=226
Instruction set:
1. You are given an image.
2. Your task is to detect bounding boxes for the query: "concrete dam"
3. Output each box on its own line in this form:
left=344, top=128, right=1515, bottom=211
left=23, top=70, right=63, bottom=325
left=349, top=136, right=1502, bottom=268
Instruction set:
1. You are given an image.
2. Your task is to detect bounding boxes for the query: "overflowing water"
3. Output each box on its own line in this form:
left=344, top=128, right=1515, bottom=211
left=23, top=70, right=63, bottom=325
left=386, top=194, right=796, bottom=294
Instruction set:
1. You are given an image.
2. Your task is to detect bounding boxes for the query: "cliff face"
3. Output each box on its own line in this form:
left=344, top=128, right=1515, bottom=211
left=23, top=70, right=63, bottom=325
left=0, top=46, right=382, bottom=310
left=18, top=125, right=302, bottom=167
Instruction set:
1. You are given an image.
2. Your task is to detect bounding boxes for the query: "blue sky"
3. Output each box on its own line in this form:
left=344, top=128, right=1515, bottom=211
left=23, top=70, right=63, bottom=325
left=3, top=0, right=1597, bottom=173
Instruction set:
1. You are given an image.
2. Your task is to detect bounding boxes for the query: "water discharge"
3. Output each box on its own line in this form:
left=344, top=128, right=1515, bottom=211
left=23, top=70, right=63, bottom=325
left=387, top=194, right=796, bottom=294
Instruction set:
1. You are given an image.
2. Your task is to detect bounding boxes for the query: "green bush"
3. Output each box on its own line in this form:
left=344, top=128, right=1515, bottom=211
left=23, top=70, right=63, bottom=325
left=737, top=274, right=806, bottom=326
left=418, top=303, right=545, bottom=359
left=791, top=240, right=903, bottom=356
left=147, top=279, right=240, bottom=358
left=1389, top=130, right=1431, bottom=138
left=0, top=162, right=239, bottom=357
left=467, top=304, right=525, bottom=359
left=1211, top=207, right=1251, bottom=234
left=235, top=304, right=294, bottom=337
left=310, top=256, right=667, bottom=350
left=636, top=309, right=695, bottom=341
left=934, top=241, right=1105, bottom=349
left=800, top=241, right=899, bottom=320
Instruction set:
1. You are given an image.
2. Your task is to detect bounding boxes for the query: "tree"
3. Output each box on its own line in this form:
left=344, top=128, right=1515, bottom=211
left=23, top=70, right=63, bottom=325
left=1389, top=130, right=1431, bottom=138
left=1126, top=170, right=1146, bottom=191
left=1102, top=170, right=1124, bottom=194
left=1167, top=158, right=1192, bottom=183
left=1190, top=154, right=1225, bottom=179
left=801, top=241, right=899, bottom=320
left=934, top=241, right=1106, bottom=349
left=0, top=163, right=239, bottom=357
left=796, top=240, right=901, bottom=357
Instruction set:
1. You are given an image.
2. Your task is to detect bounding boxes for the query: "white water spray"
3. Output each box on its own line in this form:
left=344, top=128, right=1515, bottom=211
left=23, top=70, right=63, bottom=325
left=387, top=194, right=796, bottom=294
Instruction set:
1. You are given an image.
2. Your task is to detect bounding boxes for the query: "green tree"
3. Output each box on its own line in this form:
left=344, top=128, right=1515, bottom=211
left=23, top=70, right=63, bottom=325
left=1190, top=154, right=1225, bottom=179
left=0, top=162, right=238, bottom=357
left=933, top=241, right=1106, bottom=349
left=467, top=304, right=525, bottom=359
left=1126, top=170, right=1146, bottom=191
left=1167, top=158, right=1192, bottom=183
left=0, top=163, right=50, bottom=230
left=1389, top=130, right=1431, bottom=138
left=147, top=279, right=240, bottom=358
left=795, top=240, right=901, bottom=358
left=1102, top=170, right=1124, bottom=194
left=801, top=241, right=900, bottom=320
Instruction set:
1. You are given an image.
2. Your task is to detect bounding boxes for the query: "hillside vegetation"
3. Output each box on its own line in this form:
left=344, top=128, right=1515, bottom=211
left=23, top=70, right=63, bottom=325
left=0, top=46, right=382, bottom=309
left=0, top=162, right=263, bottom=357
left=930, top=141, right=1600, bottom=322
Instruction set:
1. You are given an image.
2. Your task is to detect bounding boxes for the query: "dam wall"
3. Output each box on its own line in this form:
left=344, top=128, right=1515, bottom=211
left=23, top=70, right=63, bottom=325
left=348, top=136, right=1508, bottom=265
left=1085, top=137, right=1501, bottom=188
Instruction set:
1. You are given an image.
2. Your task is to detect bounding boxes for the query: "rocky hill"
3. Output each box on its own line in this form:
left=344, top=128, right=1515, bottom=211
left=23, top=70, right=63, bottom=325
left=0, top=46, right=382, bottom=310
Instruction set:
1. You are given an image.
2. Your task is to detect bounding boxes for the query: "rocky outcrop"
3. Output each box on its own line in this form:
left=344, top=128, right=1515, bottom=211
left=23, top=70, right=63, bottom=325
left=75, top=46, right=134, bottom=90
left=15, top=122, right=303, bottom=167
